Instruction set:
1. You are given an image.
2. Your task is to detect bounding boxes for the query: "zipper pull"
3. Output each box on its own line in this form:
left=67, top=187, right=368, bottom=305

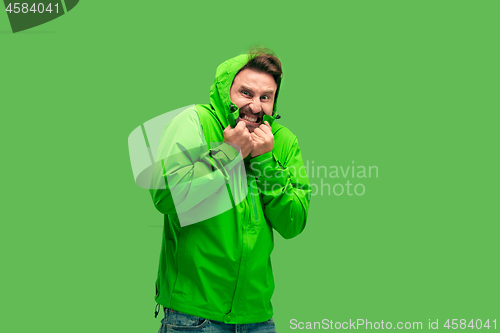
left=154, top=303, right=160, bottom=318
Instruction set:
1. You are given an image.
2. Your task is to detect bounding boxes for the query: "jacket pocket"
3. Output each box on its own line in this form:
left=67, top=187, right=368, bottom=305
left=247, top=176, right=262, bottom=226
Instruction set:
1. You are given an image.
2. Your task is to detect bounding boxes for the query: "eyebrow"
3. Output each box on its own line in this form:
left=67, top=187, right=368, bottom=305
left=240, top=85, right=275, bottom=96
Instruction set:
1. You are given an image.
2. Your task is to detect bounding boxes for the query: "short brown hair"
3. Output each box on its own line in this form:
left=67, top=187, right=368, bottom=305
left=239, top=46, right=283, bottom=87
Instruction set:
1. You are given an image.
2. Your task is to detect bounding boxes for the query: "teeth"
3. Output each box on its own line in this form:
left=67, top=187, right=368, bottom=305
left=243, top=115, right=258, bottom=122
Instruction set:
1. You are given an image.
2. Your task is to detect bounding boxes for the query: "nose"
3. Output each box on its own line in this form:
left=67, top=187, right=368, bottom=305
left=248, top=98, right=262, bottom=114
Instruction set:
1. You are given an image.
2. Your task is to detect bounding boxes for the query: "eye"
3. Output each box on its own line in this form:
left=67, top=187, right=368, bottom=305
left=261, top=95, right=269, bottom=101
left=242, top=91, right=251, bottom=96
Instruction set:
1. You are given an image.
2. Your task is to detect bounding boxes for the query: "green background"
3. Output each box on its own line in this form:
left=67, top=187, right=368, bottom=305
left=1, top=1, right=498, bottom=332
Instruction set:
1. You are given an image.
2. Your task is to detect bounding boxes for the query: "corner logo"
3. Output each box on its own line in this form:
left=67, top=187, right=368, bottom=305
left=3, top=0, right=78, bottom=33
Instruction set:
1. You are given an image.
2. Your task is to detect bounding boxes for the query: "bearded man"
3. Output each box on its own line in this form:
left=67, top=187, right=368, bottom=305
left=150, top=48, right=311, bottom=333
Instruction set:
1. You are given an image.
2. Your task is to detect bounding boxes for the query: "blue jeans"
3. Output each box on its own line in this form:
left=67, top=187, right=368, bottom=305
left=158, top=307, right=278, bottom=333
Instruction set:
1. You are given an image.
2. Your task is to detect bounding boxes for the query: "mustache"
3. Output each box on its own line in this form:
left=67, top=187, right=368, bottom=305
left=239, top=106, right=263, bottom=118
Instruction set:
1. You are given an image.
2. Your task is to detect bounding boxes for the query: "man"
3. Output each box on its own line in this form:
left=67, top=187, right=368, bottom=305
left=149, top=48, right=311, bottom=332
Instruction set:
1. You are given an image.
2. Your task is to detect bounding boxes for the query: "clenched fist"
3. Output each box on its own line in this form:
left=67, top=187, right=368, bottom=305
left=223, top=121, right=254, bottom=158
left=250, top=121, right=274, bottom=158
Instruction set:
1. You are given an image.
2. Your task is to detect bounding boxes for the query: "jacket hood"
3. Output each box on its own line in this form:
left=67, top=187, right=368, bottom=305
left=209, top=54, right=281, bottom=129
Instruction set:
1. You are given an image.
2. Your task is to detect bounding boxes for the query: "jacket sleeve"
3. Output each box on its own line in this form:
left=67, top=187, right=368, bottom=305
left=149, top=109, right=242, bottom=216
left=249, top=137, right=311, bottom=239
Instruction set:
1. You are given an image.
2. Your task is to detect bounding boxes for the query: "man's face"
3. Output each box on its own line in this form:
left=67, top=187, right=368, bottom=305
left=229, top=68, right=277, bottom=132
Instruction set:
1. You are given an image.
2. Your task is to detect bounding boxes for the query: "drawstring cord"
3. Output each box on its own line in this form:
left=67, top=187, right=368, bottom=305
left=155, top=303, right=160, bottom=318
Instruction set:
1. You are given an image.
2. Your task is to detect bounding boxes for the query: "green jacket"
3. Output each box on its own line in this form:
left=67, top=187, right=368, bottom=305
left=149, top=54, right=311, bottom=324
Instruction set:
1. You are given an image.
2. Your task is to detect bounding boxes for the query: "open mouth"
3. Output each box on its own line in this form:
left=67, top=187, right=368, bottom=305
left=239, top=113, right=262, bottom=125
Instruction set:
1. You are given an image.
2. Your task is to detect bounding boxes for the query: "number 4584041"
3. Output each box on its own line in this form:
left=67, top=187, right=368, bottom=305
left=5, top=3, right=59, bottom=14
left=444, top=319, right=497, bottom=330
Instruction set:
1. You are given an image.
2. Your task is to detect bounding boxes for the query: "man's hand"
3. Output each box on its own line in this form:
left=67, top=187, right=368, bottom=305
left=251, top=121, right=274, bottom=158
left=223, top=121, right=254, bottom=158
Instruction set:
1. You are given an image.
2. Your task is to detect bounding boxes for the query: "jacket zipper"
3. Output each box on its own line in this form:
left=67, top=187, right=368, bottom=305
left=224, top=195, right=249, bottom=320
left=225, top=174, right=257, bottom=320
